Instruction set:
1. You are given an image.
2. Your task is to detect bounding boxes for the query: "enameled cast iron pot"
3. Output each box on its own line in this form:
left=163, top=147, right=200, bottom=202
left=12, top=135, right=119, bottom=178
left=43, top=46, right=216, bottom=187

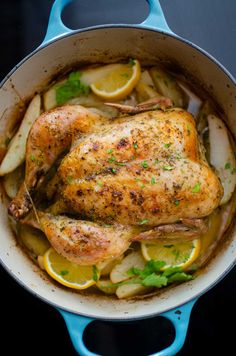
left=0, top=1, right=236, bottom=355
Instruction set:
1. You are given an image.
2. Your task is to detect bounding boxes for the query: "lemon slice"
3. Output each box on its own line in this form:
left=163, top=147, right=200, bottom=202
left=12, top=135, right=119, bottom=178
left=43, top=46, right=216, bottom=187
left=141, top=239, right=201, bottom=270
left=44, top=248, right=99, bottom=290
left=91, top=59, right=141, bottom=100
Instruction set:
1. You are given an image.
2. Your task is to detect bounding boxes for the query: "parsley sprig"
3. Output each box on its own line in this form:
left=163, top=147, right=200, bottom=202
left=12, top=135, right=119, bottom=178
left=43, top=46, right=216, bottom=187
left=56, top=71, right=90, bottom=105
left=126, top=260, right=193, bottom=288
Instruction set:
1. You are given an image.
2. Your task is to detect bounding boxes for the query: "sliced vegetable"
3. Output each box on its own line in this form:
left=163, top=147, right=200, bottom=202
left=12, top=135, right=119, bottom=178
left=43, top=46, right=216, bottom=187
left=197, top=101, right=213, bottom=133
left=0, top=94, right=41, bottom=176
left=207, top=114, right=236, bottom=205
left=18, top=224, right=50, bottom=257
left=149, top=67, right=187, bottom=107
left=96, top=280, right=117, bottom=294
left=97, top=255, right=124, bottom=276
left=116, top=282, right=149, bottom=299
left=3, top=164, right=24, bottom=199
left=110, top=251, right=146, bottom=284
left=136, top=70, right=161, bottom=102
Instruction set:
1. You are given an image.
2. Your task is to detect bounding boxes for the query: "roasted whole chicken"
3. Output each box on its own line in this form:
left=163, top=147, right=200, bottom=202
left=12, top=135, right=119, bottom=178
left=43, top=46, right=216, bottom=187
left=8, top=104, right=223, bottom=265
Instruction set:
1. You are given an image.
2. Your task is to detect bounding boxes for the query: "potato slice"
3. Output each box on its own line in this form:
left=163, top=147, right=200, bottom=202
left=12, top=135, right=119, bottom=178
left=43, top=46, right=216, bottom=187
left=116, top=282, right=149, bottom=299
left=208, top=114, right=236, bottom=205
left=3, top=164, right=24, bottom=199
left=97, top=255, right=124, bottom=276
left=197, top=101, right=213, bottom=133
left=110, top=251, right=145, bottom=284
left=43, top=79, right=66, bottom=111
left=0, top=95, right=41, bottom=176
left=96, top=280, right=117, bottom=295
left=18, top=224, right=50, bottom=257
left=150, top=67, right=187, bottom=108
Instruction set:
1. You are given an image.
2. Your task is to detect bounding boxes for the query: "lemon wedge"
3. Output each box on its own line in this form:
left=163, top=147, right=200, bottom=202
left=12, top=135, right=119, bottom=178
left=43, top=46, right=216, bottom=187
left=91, top=59, right=141, bottom=100
left=141, top=239, right=201, bottom=270
left=43, top=248, right=99, bottom=290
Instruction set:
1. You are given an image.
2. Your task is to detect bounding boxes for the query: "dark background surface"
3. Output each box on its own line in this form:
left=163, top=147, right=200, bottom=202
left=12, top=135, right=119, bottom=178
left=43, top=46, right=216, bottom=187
left=0, top=1, right=236, bottom=355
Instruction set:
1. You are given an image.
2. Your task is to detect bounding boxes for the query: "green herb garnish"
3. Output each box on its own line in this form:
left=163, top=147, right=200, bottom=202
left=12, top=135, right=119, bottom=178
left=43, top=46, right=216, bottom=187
left=174, top=200, right=180, bottom=206
left=192, top=182, right=201, bottom=193
left=133, top=142, right=138, bottom=150
left=60, top=270, right=69, bottom=276
left=92, top=265, right=99, bottom=282
left=164, top=143, right=172, bottom=149
left=141, top=160, right=149, bottom=169
left=30, top=154, right=36, bottom=162
left=111, top=168, right=117, bottom=174
left=126, top=259, right=193, bottom=288
left=163, top=165, right=174, bottom=171
left=107, top=149, right=113, bottom=154
left=56, top=71, right=90, bottom=105
left=138, top=219, right=149, bottom=225
left=151, top=177, right=156, bottom=185
left=128, top=58, right=135, bottom=66
left=225, top=162, right=231, bottom=170
left=67, top=175, right=73, bottom=184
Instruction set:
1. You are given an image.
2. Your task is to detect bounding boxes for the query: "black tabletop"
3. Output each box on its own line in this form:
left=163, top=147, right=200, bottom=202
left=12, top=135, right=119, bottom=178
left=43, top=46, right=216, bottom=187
left=1, top=1, right=236, bottom=355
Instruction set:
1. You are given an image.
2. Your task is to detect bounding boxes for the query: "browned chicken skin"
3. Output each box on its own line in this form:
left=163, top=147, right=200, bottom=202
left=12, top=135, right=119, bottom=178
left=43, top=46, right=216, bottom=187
left=8, top=105, right=223, bottom=265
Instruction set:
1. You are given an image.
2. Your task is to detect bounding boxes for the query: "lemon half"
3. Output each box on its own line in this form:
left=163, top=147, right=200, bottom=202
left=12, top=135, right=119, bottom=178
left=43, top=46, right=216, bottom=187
left=44, top=248, right=99, bottom=290
left=91, top=59, right=141, bottom=100
left=141, top=239, right=201, bottom=270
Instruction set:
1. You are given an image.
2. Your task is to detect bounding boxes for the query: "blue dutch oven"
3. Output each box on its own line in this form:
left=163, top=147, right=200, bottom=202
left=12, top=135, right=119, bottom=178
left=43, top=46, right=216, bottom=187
left=0, top=1, right=236, bottom=355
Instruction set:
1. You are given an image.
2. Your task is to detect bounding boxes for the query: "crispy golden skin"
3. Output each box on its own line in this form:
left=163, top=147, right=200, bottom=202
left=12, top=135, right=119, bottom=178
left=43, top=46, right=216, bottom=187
left=58, top=109, right=223, bottom=225
left=39, top=213, right=134, bottom=265
left=9, top=106, right=223, bottom=265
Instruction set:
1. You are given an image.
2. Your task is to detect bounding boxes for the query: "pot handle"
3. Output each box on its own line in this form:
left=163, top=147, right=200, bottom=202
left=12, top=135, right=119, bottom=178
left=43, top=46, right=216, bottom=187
left=141, top=0, right=173, bottom=33
left=42, top=0, right=172, bottom=45
left=58, top=298, right=197, bottom=356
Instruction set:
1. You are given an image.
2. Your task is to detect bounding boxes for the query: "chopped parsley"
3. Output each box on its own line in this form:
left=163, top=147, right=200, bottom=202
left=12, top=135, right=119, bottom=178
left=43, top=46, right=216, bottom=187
left=163, top=165, right=174, bottom=171
left=138, top=219, right=149, bottom=225
left=133, top=142, right=138, bottom=150
left=98, top=181, right=103, bottom=187
left=111, top=167, right=117, bottom=174
left=92, top=266, right=99, bottom=282
left=30, top=154, right=36, bottom=162
left=225, top=162, right=231, bottom=170
left=174, top=199, right=180, bottom=206
left=67, top=175, right=73, bottom=184
left=151, top=177, right=156, bottom=185
left=60, top=270, right=69, bottom=276
left=108, top=156, right=116, bottom=163
left=107, top=149, right=113, bottom=154
left=56, top=71, right=90, bottom=105
left=141, top=160, right=149, bottom=169
left=128, top=58, right=135, bottom=66
left=164, top=143, right=172, bottom=149
left=192, top=182, right=201, bottom=193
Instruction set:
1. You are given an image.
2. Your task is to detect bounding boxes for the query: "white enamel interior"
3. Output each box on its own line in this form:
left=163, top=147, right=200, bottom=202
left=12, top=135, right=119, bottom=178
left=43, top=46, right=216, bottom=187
left=0, top=27, right=236, bottom=320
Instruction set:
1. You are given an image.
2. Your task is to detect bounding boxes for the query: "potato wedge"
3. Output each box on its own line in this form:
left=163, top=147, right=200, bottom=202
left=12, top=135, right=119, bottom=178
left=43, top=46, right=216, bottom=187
left=3, top=164, right=24, bottom=199
left=197, top=101, right=213, bottom=133
left=110, top=251, right=146, bottom=284
left=116, top=282, right=149, bottom=299
left=0, top=95, right=41, bottom=176
left=150, top=67, right=187, bottom=107
left=178, top=82, right=202, bottom=117
left=97, top=255, right=124, bottom=276
left=96, top=280, right=117, bottom=295
left=18, top=224, right=50, bottom=257
left=208, top=114, right=236, bottom=205
left=43, top=79, right=66, bottom=111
